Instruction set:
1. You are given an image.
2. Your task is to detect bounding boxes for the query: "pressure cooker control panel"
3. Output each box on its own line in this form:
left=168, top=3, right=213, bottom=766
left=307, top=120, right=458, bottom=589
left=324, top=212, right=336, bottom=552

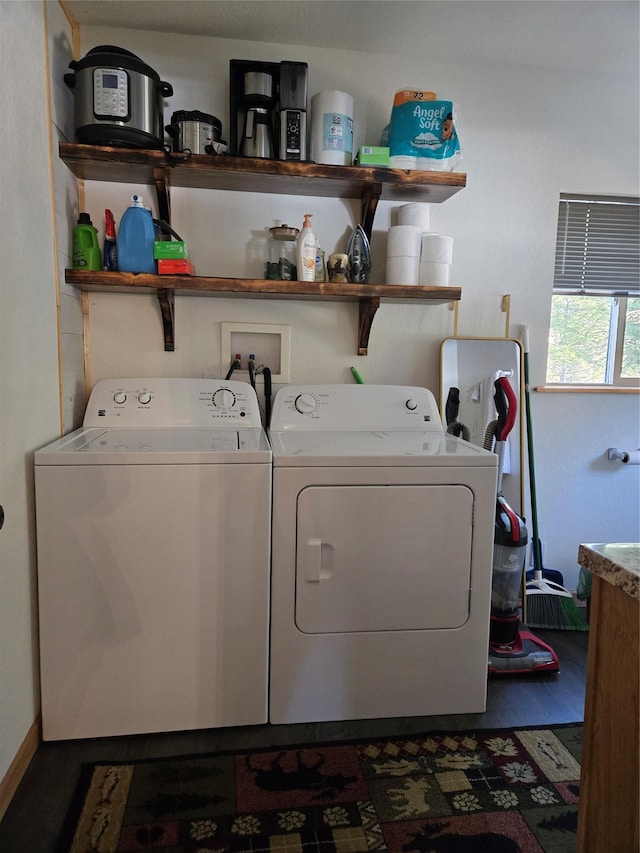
left=93, top=68, right=130, bottom=120
left=82, top=378, right=262, bottom=428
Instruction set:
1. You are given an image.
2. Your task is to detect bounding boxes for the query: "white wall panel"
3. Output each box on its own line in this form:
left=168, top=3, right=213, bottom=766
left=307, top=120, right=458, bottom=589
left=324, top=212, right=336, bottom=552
left=0, top=1, right=60, bottom=783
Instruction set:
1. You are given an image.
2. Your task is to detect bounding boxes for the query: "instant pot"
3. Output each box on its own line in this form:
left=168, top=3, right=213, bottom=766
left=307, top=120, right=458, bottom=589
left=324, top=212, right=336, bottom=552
left=64, top=45, right=173, bottom=149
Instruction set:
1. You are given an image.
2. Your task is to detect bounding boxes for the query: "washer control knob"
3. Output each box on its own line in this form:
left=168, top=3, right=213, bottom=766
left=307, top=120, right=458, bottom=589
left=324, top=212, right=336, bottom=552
left=213, top=388, right=236, bottom=409
left=405, top=398, right=418, bottom=411
left=295, top=394, right=317, bottom=413
left=113, top=392, right=127, bottom=404
left=138, top=392, right=152, bottom=405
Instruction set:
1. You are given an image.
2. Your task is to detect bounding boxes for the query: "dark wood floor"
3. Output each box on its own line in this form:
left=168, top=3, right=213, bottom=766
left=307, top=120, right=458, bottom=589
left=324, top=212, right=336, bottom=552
left=0, top=628, right=588, bottom=853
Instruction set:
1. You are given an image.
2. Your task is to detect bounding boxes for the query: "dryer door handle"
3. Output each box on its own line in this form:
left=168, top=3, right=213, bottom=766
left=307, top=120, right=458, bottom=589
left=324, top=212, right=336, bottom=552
left=303, top=538, right=332, bottom=582
left=305, top=538, right=323, bottom=582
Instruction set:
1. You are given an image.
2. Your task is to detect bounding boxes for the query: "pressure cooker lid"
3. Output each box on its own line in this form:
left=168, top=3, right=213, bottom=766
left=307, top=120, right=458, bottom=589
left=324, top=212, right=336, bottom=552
left=170, top=110, right=222, bottom=132
left=69, top=45, right=162, bottom=81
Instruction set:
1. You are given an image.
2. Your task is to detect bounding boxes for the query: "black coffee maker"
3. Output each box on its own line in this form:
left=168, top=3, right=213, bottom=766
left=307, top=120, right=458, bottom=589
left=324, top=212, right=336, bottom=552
left=279, top=62, right=308, bottom=161
left=230, top=60, right=278, bottom=159
left=229, top=60, right=308, bottom=160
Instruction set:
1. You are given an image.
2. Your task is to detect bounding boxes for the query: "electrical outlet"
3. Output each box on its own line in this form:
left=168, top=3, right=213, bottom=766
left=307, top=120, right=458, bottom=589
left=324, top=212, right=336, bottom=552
left=221, top=323, right=291, bottom=383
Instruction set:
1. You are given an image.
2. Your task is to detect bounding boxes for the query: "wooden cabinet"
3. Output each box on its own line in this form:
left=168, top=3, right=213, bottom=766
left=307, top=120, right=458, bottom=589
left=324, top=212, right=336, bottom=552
left=60, top=143, right=466, bottom=353
left=576, top=544, right=639, bottom=853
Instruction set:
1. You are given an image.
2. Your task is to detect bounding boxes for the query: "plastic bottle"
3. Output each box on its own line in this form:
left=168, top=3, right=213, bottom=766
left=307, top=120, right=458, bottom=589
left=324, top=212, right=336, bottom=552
left=72, top=212, right=101, bottom=271
left=103, top=209, right=118, bottom=271
left=296, top=213, right=317, bottom=282
left=117, top=194, right=157, bottom=274
left=315, top=245, right=326, bottom=282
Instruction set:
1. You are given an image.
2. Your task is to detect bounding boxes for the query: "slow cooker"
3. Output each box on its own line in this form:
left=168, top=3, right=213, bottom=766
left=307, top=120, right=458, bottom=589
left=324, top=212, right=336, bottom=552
left=165, top=110, right=223, bottom=155
left=64, top=45, right=173, bottom=149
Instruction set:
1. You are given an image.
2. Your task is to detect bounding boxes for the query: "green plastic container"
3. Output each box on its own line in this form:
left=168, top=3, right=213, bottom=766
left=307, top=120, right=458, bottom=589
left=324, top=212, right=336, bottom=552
left=72, top=212, right=101, bottom=270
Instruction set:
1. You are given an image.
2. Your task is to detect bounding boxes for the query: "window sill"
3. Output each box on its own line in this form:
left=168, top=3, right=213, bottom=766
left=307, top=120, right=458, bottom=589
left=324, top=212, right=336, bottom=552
left=534, top=384, right=640, bottom=394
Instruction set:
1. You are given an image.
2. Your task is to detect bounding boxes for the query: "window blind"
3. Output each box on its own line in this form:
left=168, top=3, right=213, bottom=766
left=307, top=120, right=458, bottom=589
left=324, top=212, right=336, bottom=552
left=553, top=194, right=640, bottom=296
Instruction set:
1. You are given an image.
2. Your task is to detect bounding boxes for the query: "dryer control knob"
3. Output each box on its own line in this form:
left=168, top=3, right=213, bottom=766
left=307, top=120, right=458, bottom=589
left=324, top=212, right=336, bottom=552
left=405, top=398, right=418, bottom=411
left=138, top=392, right=152, bottom=405
left=213, top=388, right=236, bottom=409
left=295, top=394, right=317, bottom=413
left=113, top=392, right=127, bottom=404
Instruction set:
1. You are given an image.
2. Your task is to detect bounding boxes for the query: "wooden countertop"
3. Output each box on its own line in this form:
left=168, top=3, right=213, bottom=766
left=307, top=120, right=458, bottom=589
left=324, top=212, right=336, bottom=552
left=578, top=542, right=640, bottom=600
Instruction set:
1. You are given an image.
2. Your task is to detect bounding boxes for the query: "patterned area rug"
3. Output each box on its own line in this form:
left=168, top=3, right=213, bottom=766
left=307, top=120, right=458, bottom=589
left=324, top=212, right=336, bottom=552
left=59, top=724, right=582, bottom=852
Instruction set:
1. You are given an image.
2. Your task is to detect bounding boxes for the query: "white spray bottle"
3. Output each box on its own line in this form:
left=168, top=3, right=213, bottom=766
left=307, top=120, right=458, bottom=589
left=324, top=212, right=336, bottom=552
left=296, top=213, right=317, bottom=282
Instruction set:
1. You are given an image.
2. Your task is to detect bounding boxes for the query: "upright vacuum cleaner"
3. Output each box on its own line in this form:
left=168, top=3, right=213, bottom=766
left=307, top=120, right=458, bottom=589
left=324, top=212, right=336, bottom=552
left=486, top=376, right=559, bottom=675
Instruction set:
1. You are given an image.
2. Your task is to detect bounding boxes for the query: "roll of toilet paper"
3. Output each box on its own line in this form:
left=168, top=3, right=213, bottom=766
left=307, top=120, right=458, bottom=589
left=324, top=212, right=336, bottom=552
left=387, top=255, right=420, bottom=285
left=387, top=225, right=423, bottom=258
left=398, top=203, right=431, bottom=232
left=421, top=234, right=454, bottom=265
left=419, top=260, right=451, bottom=287
left=389, top=155, right=417, bottom=170
left=623, top=451, right=640, bottom=465
left=311, top=91, right=354, bottom=165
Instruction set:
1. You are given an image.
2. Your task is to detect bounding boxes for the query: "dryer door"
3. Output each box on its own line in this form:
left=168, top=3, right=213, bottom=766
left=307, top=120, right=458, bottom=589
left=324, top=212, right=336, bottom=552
left=295, top=484, right=474, bottom=633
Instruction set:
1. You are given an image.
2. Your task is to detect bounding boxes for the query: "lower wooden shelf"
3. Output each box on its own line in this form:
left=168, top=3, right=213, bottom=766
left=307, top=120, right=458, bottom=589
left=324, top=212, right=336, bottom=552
left=65, top=270, right=461, bottom=355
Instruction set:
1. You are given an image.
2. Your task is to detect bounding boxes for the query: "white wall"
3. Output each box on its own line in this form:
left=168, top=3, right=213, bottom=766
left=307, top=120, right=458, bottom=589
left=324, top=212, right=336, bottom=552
left=0, top=1, right=61, bottom=783
left=49, top=2, right=87, bottom=432
left=75, top=24, right=639, bottom=589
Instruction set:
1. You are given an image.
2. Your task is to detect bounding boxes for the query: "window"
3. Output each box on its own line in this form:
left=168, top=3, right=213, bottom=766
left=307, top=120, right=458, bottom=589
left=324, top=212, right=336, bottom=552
left=546, top=194, right=639, bottom=386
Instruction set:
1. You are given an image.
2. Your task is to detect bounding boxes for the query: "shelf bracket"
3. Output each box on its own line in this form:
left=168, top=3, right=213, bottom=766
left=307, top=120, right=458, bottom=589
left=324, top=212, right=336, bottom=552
left=358, top=297, right=380, bottom=356
left=153, top=166, right=171, bottom=226
left=157, top=288, right=175, bottom=351
left=360, top=183, right=382, bottom=241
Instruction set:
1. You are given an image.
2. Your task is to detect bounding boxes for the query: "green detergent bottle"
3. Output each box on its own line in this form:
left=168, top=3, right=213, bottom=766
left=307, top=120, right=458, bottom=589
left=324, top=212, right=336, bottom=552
left=72, top=212, right=101, bottom=270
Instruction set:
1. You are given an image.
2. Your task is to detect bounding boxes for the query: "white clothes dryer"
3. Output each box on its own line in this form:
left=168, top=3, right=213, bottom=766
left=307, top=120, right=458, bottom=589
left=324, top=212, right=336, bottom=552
left=35, top=378, right=271, bottom=740
left=269, top=384, right=498, bottom=725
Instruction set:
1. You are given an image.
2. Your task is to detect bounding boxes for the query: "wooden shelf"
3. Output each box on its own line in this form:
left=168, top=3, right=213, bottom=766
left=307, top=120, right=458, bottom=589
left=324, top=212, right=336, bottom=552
left=59, top=142, right=466, bottom=234
left=60, top=144, right=465, bottom=353
left=59, top=142, right=466, bottom=202
left=66, top=270, right=460, bottom=354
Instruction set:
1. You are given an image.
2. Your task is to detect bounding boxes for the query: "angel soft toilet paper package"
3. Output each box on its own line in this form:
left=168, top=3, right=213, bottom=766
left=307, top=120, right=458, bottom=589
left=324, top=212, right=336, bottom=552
left=382, top=90, right=461, bottom=171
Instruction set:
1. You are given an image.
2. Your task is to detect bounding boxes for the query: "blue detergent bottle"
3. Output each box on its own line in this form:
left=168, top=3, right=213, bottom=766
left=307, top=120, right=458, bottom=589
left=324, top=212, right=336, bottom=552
left=117, top=194, right=157, bottom=273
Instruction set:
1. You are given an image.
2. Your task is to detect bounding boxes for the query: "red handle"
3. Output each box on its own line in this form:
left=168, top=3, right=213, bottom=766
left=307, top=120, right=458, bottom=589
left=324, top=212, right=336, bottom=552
left=497, top=376, right=517, bottom=441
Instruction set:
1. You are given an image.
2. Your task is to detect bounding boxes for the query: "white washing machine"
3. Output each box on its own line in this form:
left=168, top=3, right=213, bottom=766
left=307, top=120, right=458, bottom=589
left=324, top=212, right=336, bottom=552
left=34, top=378, right=271, bottom=740
left=269, top=384, right=498, bottom=725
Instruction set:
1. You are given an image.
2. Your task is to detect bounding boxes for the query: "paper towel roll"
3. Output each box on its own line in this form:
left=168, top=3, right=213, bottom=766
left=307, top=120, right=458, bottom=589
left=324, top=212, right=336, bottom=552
left=623, top=451, right=640, bottom=465
left=421, top=234, right=454, bottom=265
left=387, top=225, right=423, bottom=258
left=419, top=260, right=451, bottom=287
left=311, top=91, right=354, bottom=165
left=398, top=203, right=431, bottom=232
left=386, top=255, right=420, bottom=285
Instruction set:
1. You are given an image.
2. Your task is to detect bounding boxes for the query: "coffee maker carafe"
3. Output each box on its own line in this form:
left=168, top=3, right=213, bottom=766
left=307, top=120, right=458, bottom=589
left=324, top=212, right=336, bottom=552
left=241, top=107, right=274, bottom=158
left=238, top=69, right=276, bottom=159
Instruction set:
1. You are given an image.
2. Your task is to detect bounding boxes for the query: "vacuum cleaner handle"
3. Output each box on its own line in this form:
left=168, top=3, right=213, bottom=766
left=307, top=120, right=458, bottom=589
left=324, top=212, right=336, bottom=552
left=445, top=387, right=460, bottom=426
left=494, top=376, right=517, bottom=442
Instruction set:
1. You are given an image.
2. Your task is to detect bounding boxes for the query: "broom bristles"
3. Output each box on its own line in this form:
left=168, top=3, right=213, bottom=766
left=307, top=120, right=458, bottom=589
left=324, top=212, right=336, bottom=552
left=525, top=591, right=589, bottom=631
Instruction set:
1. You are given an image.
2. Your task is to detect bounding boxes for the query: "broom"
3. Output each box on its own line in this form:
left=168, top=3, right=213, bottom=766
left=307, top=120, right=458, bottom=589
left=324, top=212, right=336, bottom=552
left=522, top=326, right=588, bottom=631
